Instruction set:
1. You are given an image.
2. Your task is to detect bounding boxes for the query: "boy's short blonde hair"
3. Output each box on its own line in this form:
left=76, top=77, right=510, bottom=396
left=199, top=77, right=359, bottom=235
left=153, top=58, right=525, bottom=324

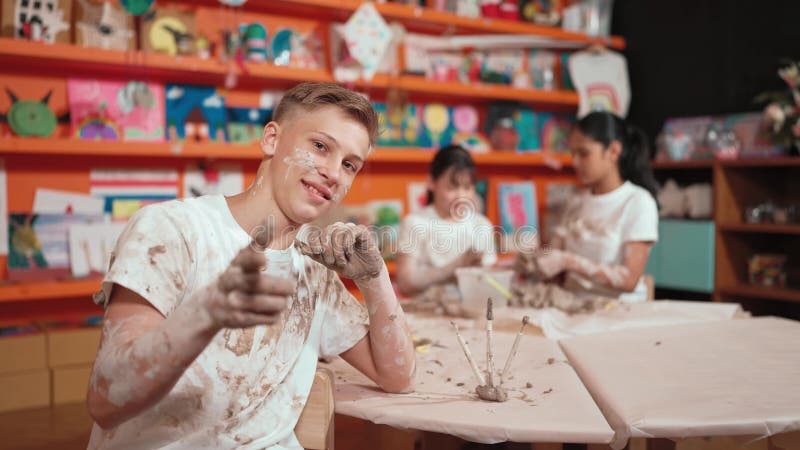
left=274, top=82, right=379, bottom=148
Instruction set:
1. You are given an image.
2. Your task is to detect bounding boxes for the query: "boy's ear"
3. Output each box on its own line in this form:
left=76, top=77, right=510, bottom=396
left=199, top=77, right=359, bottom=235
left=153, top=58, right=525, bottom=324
left=607, top=140, right=623, bottom=163
left=260, top=122, right=281, bottom=157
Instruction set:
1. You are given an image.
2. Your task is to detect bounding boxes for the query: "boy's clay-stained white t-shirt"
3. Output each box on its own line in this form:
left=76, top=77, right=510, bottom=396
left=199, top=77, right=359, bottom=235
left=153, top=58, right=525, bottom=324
left=398, top=205, right=498, bottom=297
left=555, top=181, right=658, bottom=302
left=88, top=195, right=369, bottom=450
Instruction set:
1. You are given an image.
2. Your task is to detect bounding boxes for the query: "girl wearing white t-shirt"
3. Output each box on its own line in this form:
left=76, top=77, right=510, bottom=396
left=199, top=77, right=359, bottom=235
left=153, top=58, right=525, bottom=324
left=527, top=112, right=659, bottom=302
left=396, top=145, right=497, bottom=299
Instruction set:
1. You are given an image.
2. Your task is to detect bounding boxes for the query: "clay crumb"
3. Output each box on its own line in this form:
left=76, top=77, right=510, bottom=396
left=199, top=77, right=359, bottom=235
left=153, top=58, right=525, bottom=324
left=546, top=357, right=555, bottom=365
left=425, top=370, right=434, bottom=375
left=148, top=245, right=167, bottom=265
left=542, top=388, right=553, bottom=394
left=432, top=360, right=443, bottom=366
left=456, top=382, right=465, bottom=387
left=389, top=314, right=397, bottom=321
left=446, top=377, right=452, bottom=382
left=526, top=382, right=533, bottom=388
left=655, top=341, right=662, bottom=346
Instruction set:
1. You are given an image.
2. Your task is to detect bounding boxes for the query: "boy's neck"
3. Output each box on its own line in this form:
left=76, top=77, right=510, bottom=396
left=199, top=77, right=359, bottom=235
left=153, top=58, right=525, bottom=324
left=226, top=161, right=301, bottom=250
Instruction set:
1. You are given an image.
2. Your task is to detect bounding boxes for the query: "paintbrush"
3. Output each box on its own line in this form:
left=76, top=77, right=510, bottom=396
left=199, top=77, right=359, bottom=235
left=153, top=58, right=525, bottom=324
left=500, top=315, right=530, bottom=385
left=451, top=321, right=486, bottom=387
left=485, top=298, right=495, bottom=387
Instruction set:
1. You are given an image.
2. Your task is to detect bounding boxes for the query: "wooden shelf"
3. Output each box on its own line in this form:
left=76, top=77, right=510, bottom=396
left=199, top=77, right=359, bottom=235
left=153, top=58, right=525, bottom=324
left=0, top=38, right=579, bottom=107
left=651, top=160, right=714, bottom=169
left=0, top=138, right=572, bottom=167
left=0, top=278, right=101, bottom=303
left=719, top=283, right=800, bottom=303
left=371, top=147, right=572, bottom=166
left=0, top=262, right=399, bottom=304
left=259, top=0, right=626, bottom=49
left=652, top=157, right=800, bottom=169
left=0, top=137, right=259, bottom=159
left=718, top=156, right=800, bottom=168
left=0, top=38, right=331, bottom=85
left=365, top=74, right=579, bottom=105
left=718, top=223, right=800, bottom=235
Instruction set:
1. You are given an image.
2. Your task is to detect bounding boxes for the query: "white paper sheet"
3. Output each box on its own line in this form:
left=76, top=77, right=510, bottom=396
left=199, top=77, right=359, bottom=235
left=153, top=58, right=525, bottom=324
left=559, top=317, right=800, bottom=449
left=486, top=300, right=746, bottom=340
left=183, top=163, right=243, bottom=197
left=33, top=188, right=105, bottom=215
left=69, top=222, right=127, bottom=278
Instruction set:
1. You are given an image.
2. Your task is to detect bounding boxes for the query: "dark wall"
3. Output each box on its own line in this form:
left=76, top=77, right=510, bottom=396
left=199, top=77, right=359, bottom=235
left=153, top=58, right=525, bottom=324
left=612, top=0, right=800, bottom=148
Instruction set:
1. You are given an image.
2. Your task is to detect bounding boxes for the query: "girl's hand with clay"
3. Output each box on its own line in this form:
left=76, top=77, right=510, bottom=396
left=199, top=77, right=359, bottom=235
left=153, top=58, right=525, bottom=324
left=297, top=222, right=384, bottom=281
left=533, top=249, right=573, bottom=280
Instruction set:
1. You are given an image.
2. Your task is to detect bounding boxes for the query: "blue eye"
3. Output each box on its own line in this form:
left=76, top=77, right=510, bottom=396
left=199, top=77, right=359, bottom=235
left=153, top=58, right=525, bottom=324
left=343, top=161, right=358, bottom=173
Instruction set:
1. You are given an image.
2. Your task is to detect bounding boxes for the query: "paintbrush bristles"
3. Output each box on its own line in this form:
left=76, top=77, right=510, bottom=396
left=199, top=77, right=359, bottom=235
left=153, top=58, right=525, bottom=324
left=500, top=315, right=530, bottom=386
left=451, top=321, right=486, bottom=386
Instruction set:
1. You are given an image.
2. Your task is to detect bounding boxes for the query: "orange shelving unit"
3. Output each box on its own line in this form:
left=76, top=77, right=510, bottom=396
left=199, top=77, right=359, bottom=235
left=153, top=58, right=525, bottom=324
left=0, top=278, right=102, bottom=304
left=0, top=1, right=598, bottom=323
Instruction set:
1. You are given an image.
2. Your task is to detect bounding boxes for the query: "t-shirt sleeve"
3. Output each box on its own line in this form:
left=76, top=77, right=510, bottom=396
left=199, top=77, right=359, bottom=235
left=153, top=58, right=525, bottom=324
left=317, top=267, right=370, bottom=358
left=620, top=191, right=659, bottom=243
left=95, top=204, right=193, bottom=317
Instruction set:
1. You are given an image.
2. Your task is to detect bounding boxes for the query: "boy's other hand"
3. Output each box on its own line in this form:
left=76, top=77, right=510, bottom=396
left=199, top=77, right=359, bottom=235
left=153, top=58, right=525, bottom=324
left=206, top=247, right=297, bottom=329
left=297, top=222, right=383, bottom=281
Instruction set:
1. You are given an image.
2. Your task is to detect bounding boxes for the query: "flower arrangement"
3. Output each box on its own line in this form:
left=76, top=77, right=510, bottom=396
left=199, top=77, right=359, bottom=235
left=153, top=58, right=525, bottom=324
left=757, top=59, right=800, bottom=153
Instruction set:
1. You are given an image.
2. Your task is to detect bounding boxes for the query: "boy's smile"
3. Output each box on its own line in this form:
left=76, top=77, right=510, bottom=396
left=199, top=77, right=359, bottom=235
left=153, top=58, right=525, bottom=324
left=262, top=106, right=371, bottom=226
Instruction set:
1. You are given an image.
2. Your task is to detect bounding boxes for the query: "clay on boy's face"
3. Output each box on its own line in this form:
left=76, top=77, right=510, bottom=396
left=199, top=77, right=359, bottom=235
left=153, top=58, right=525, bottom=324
left=569, top=129, right=617, bottom=187
left=430, top=167, right=476, bottom=219
left=267, top=106, right=370, bottom=225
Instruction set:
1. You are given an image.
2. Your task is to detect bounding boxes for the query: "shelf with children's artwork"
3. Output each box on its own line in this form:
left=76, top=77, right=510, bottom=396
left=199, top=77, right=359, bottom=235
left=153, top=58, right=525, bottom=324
left=0, top=38, right=580, bottom=108
left=367, top=75, right=579, bottom=107
left=370, top=147, right=572, bottom=167
left=718, top=223, right=800, bottom=235
left=0, top=137, right=258, bottom=160
left=262, top=0, right=626, bottom=49
left=0, top=38, right=331, bottom=87
left=0, top=138, right=573, bottom=167
left=0, top=277, right=102, bottom=303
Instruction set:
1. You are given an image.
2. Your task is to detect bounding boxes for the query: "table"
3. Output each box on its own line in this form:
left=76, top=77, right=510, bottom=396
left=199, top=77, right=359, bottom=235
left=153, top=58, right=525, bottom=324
left=322, top=315, right=615, bottom=445
left=559, top=317, right=800, bottom=449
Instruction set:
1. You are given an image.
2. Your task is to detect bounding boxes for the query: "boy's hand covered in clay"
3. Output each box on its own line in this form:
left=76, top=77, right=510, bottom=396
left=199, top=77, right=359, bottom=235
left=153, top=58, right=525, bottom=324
left=206, top=247, right=297, bottom=328
left=297, top=222, right=384, bottom=281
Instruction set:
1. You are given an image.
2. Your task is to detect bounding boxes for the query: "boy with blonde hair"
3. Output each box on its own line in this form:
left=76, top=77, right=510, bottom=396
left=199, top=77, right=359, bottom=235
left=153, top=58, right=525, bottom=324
left=86, top=82, right=415, bottom=449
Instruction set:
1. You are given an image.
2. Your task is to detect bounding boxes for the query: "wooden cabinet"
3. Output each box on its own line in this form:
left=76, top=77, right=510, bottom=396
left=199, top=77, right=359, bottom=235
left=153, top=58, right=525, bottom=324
left=652, top=157, right=800, bottom=318
left=714, top=158, right=800, bottom=318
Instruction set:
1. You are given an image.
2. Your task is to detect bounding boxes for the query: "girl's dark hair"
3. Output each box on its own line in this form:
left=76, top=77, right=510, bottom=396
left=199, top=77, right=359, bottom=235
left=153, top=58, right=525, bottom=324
left=575, top=111, right=659, bottom=199
left=426, top=145, right=476, bottom=204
